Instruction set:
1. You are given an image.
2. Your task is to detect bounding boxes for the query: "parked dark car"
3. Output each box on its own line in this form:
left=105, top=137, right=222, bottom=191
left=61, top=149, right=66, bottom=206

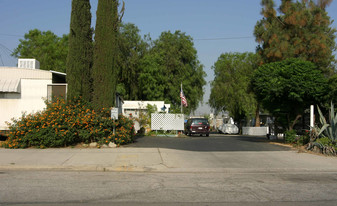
left=184, top=118, right=210, bottom=136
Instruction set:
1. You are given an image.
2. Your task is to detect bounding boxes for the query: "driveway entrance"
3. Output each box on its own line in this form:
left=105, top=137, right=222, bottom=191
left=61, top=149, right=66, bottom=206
left=126, top=133, right=291, bottom=152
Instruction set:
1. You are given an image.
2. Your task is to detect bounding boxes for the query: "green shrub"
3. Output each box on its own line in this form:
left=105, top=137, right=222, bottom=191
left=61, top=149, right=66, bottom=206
left=285, top=130, right=310, bottom=146
left=285, top=130, right=297, bottom=144
left=316, top=136, right=333, bottom=146
left=3, top=97, right=135, bottom=149
left=297, top=135, right=310, bottom=146
left=297, top=130, right=310, bottom=146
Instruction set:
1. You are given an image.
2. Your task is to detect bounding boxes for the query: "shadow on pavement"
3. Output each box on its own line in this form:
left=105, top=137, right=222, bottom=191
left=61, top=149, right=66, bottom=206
left=124, top=134, right=291, bottom=152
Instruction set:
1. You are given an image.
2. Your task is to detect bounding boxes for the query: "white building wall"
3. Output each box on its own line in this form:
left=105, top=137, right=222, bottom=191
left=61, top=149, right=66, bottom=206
left=0, top=79, right=51, bottom=130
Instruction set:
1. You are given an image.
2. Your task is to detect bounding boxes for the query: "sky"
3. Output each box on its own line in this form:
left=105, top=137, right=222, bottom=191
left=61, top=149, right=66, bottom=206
left=1, top=0, right=337, bottom=115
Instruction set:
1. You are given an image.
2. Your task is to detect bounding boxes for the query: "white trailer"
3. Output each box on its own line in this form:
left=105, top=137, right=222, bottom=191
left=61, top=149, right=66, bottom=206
left=0, top=60, right=66, bottom=130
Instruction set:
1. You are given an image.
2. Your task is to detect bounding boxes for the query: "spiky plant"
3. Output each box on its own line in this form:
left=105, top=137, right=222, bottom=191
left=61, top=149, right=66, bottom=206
left=317, top=102, right=337, bottom=143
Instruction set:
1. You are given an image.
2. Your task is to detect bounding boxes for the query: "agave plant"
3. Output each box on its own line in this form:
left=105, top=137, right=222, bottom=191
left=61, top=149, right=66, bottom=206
left=317, top=102, right=337, bottom=143
left=306, top=141, right=336, bottom=155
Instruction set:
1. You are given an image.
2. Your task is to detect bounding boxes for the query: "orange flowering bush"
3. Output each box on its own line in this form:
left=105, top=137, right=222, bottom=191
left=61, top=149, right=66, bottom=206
left=2, top=97, right=135, bottom=148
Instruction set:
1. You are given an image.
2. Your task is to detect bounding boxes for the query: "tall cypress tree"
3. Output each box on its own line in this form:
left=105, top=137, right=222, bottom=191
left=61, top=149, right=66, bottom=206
left=92, top=0, right=120, bottom=110
left=66, top=0, right=93, bottom=101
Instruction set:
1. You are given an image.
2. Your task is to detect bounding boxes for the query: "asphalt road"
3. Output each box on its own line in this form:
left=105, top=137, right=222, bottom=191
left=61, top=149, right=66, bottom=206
left=125, top=133, right=291, bottom=152
left=1, top=170, right=337, bottom=206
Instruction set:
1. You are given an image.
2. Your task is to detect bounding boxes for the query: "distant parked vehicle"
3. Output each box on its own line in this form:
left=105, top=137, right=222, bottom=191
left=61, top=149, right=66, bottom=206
left=218, top=123, right=239, bottom=134
left=218, top=117, right=239, bottom=134
left=184, top=118, right=210, bottom=136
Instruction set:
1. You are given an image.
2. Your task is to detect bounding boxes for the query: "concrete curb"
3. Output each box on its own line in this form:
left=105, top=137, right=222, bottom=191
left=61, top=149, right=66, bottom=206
left=1, top=164, right=337, bottom=174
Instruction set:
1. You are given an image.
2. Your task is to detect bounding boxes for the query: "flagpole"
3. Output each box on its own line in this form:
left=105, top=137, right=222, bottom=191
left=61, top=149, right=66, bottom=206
left=181, top=83, right=183, bottom=114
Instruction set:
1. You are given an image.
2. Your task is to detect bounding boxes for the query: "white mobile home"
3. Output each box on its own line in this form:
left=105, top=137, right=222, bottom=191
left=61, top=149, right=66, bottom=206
left=0, top=59, right=66, bottom=130
left=122, top=100, right=171, bottom=132
left=122, top=100, right=170, bottom=118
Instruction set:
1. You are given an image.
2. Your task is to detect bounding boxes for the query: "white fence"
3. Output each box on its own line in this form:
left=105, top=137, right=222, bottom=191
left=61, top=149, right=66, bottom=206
left=242, top=127, right=269, bottom=136
left=151, top=113, right=184, bottom=131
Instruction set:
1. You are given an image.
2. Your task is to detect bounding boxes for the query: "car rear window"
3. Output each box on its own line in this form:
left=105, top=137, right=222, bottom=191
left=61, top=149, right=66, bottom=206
left=192, top=119, right=208, bottom=125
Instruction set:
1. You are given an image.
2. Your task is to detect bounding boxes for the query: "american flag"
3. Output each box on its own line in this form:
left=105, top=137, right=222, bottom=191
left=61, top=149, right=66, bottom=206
left=180, top=87, right=188, bottom=107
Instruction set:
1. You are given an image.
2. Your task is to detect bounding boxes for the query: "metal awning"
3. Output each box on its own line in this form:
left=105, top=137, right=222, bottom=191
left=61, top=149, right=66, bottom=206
left=50, top=70, right=66, bottom=83
left=0, top=79, right=21, bottom=93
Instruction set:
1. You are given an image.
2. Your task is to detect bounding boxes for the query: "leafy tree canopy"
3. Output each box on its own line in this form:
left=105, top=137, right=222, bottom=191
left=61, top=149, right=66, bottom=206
left=139, top=30, right=206, bottom=114
left=209, top=52, right=259, bottom=122
left=254, top=0, right=337, bottom=73
left=12, top=29, right=68, bottom=73
left=116, top=23, right=149, bottom=100
left=253, top=58, right=328, bottom=130
left=325, top=74, right=337, bottom=109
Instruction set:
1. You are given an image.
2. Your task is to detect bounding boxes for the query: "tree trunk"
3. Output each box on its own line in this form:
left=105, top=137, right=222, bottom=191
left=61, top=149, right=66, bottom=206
left=255, top=103, right=260, bottom=127
left=289, top=114, right=302, bottom=131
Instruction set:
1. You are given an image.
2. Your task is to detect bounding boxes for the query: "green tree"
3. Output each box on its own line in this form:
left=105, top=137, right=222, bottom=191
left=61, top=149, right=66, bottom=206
left=325, top=74, right=337, bottom=109
left=253, top=58, right=328, bottom=130
left=209, top=52, right=259, bottom=123
left=12, top=29, right=68, bottom=72
left=138, top=53, right=166, bottom=101
left=139, top=31, right=206, bottom=114
left=254, top=0, right=336, bottom=73
left=116, top=23, right=149, bottom=100
left=92, top=0, right=123, bottom=110
left=66, top=0, right=93, bottom=101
